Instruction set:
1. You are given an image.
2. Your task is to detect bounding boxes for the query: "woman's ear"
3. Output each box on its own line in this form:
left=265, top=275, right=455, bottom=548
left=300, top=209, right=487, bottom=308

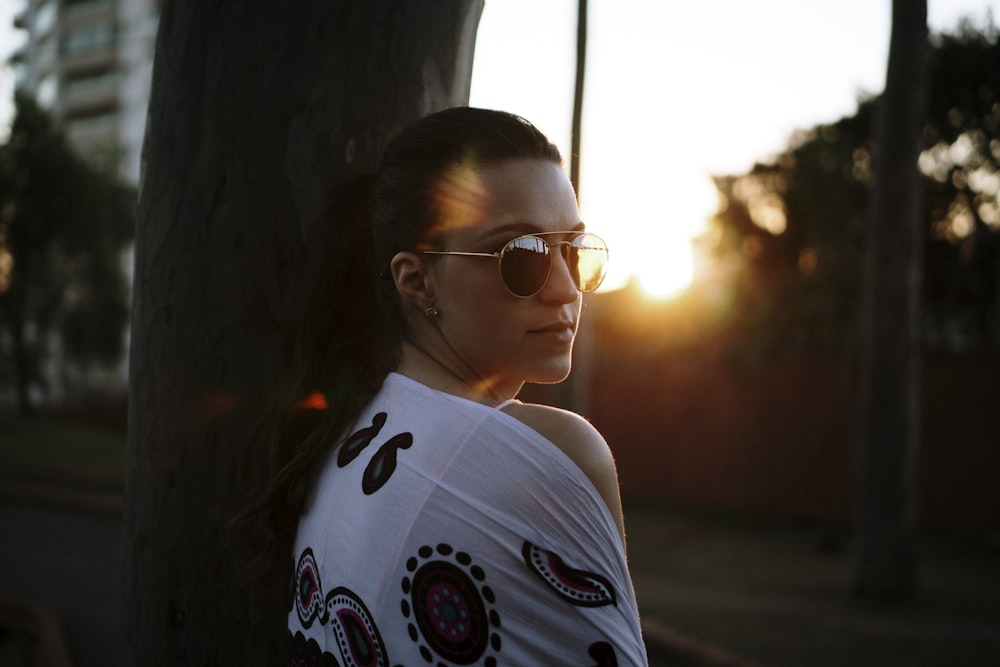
left=390, top=251, right=435, bottom=311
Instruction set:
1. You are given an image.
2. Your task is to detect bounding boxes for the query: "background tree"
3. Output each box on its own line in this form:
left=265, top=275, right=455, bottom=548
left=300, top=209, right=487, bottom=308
left=704, top=10, right=1000, bottom=601
left=921, top=20, right=1000, bottom=349
left=124, top=1, right=483, bottom=662
left=0, top=92, right=134, bottom=415
left=854, top=0, right=928, bottom=601
left=704, top=18, right=999, bottom=358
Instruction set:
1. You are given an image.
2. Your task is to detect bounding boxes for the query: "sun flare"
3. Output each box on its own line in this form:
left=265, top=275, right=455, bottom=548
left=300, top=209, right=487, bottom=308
left=634, top=243, right=695, bottom=299
left=600, top=232, right=696, bottom=300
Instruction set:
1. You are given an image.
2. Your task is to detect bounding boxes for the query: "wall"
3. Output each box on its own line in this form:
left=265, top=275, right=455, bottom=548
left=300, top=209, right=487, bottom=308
left=574, top=346, right=999, bottom=535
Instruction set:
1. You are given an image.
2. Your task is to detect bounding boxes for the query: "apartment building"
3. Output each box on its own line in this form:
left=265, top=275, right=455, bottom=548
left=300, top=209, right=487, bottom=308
left=11, top=0, right=159, bottom=184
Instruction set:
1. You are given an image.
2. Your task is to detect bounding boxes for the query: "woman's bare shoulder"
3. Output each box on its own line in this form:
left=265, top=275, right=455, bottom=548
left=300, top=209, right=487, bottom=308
left=500, top=401, right=604, bottom=449
left=500, top=401, right=625, bottom=539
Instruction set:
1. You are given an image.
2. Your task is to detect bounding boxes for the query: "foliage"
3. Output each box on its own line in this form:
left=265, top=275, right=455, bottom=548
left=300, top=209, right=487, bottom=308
left=705, top=19, right=999, bottom=357
left=921, top=21, right=1000, bottom=349
left=0, top=92, right=135, bottom=413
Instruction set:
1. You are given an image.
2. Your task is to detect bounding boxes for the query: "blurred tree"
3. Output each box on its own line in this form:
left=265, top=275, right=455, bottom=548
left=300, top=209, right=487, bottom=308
left=705, top=17, right=999, bottom=358
left=124, top=1, right=483, bottom=663
left=703, top=107, right=873, bottom=364
left=921, top=21, right=1000, bottom=349
left=704, top=6, right=1000, bottom=603
left=0, top=92, right=134, bottom=415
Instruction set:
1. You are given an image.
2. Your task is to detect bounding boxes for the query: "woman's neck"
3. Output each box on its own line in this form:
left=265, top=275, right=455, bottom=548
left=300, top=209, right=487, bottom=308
left=395, top=340, right=521, bottom=407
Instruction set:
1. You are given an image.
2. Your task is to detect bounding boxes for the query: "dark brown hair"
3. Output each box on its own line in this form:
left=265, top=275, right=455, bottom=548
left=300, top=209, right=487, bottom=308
left=234, top=106, right=563, bottom=587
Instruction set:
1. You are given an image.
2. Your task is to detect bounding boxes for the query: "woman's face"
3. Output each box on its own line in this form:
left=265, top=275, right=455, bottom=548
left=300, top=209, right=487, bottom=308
left=424, top=158, right=585, bottom=397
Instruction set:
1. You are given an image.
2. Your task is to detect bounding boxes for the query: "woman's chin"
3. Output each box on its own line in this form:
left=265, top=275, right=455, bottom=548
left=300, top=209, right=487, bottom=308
left=528, top=359, right=573, bottom=385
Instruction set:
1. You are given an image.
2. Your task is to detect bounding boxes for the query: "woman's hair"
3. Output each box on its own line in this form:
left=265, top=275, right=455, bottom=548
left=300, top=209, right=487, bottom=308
left=234, top=107, right=563, bottom=586
left=369, top=106, right=563, bottom=333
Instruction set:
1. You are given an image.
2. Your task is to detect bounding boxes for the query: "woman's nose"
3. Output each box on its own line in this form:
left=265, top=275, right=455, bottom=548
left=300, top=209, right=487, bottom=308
left=539, top=244, right=579, bottom=303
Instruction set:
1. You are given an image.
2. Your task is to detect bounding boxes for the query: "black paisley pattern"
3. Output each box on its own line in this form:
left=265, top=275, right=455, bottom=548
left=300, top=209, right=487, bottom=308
left=289, top=629, right=340, bottom=667
left=362, top=432, right=413, bottom=495
left=522, top=541, right=617, bottom=607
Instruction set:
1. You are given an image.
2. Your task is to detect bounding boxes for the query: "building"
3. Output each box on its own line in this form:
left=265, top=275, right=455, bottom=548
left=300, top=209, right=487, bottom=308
left=11, top=0, right=159, bottom=184
left=5, top=0, right=159, bottom=399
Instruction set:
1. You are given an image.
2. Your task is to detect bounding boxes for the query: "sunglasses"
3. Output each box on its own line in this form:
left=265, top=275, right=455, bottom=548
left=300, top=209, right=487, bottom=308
left=423, top=231, right=609, bottom=298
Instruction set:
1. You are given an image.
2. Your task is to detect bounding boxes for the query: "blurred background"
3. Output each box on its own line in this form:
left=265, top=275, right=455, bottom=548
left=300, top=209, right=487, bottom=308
left=0, top=1, right=998, bottom=666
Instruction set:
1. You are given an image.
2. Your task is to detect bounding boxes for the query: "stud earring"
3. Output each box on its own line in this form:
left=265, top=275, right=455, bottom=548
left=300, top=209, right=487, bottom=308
left=424, top=306, right=440, bottom=319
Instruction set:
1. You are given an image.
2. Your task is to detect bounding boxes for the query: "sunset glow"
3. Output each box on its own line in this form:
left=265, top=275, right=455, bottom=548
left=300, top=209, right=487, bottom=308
left=466, top=1, right=1000, bottom=306
left=636, top=246, right=695, bottom=298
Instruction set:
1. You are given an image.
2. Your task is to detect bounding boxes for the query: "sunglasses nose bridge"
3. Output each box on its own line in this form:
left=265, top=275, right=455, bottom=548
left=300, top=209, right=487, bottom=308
left=537, top=240, right=579, bottom=299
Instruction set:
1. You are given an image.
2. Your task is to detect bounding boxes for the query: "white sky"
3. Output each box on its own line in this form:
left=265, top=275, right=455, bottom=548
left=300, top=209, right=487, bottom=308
left=0, top=1, right=996, bottom=293
left=470, top=0, right=998, bottom=293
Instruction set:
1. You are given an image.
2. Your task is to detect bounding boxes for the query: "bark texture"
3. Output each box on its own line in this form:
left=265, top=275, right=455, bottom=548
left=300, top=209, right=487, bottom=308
left=124, top=2, right=483, bottom=662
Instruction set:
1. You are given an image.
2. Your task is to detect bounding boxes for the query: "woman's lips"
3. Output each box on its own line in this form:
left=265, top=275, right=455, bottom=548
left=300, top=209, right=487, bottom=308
left=529, top=322, right=576, bottom=344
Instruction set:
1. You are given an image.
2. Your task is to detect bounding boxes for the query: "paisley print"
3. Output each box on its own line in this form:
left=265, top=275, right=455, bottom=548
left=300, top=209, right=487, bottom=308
left=295, top=548, right=327, bottom=628
left=325, top=587, right=389, bottom=667
left=362, top=432, right=413, bottom=495
left=289, top=629, right=341, bottom=667
left=338, top=412, right=388, bottom=467
left=522, top=541, right=617, bottom=607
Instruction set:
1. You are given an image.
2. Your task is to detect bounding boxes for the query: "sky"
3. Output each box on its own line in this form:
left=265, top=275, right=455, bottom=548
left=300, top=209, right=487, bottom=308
left=1, top=0, right=997, bottom=295
left=469, top=0, right=998, bottom=294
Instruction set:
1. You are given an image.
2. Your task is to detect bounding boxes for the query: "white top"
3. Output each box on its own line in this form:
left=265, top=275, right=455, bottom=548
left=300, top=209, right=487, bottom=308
left=289, top=372, right=647, bottom=666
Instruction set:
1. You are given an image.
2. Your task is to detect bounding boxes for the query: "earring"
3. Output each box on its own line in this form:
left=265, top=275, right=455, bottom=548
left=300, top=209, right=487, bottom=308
left=424, top=306, right=440, bottom=319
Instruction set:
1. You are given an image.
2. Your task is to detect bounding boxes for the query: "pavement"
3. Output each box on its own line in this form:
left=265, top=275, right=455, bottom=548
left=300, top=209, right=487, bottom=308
left=0, top=481, right=124, bottom=667
left=0, top=479, right=754, bottom=667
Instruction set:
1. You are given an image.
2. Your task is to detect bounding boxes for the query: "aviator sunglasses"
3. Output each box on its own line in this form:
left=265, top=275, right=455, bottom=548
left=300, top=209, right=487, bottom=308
left=423, top=231, right=609, bottom=298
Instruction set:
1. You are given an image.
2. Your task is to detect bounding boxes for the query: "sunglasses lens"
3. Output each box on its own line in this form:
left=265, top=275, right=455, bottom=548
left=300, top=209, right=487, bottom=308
left=499, top=235, right=551, bottom=297
left=497, top=233, right=609, bottom=297
left=571, top=234, right=609, bottom=293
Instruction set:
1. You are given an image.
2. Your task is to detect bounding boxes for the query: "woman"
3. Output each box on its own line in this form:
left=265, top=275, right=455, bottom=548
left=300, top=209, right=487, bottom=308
left=281, top=107, right=646, bottom=665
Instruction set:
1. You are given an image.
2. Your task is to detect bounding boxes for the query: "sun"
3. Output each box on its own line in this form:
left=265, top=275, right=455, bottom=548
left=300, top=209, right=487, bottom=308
left=600, top=233, right=695, bottom=299
left=636, top=260, right=693, bottom=299
left=601, top=235, right=694, bottom=300
left=634, top=242, right=694, bottom=299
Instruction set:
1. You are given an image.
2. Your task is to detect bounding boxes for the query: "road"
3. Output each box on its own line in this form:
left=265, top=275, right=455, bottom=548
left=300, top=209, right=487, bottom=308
left=0, top=499, right=124, bottom=667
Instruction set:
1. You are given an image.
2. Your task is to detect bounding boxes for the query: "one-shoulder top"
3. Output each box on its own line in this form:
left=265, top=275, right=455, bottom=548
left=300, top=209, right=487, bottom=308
left=288, top=372, right=647, bottom=665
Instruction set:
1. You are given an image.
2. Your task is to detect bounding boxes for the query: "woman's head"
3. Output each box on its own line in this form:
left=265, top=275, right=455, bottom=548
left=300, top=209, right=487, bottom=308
left=395, top=158, right=590, bottom=396
left=370, top=108, right=608, bottom=398
left=369, top=107, right=564, bottom=333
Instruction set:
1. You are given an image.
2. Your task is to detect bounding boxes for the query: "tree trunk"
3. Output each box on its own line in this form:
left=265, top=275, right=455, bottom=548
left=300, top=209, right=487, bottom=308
left=854, top=0, right=928, bottom=601
left=124, top=2, right=483, bottom=663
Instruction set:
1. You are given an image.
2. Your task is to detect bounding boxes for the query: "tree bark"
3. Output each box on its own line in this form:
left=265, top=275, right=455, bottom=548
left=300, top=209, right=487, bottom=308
left=124, top=1, right=483, bottom=663
left=854, top=0, right=928, bottom=601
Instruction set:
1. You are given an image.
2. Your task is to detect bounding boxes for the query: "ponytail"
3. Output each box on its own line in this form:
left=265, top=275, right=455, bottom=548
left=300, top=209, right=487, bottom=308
left=231, top=170, right=395, bottom=585
left=231, top=106, right=564, bottom=587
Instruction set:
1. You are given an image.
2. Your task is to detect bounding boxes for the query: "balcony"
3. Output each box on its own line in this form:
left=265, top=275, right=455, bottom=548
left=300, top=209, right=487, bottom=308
left=59, top=22, right=118, bottom=72
left=62, top=72, right=119, bottom=113
left=65, top=111, right=118, bottom=148
left=62, top=0, right=116, bottom=26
